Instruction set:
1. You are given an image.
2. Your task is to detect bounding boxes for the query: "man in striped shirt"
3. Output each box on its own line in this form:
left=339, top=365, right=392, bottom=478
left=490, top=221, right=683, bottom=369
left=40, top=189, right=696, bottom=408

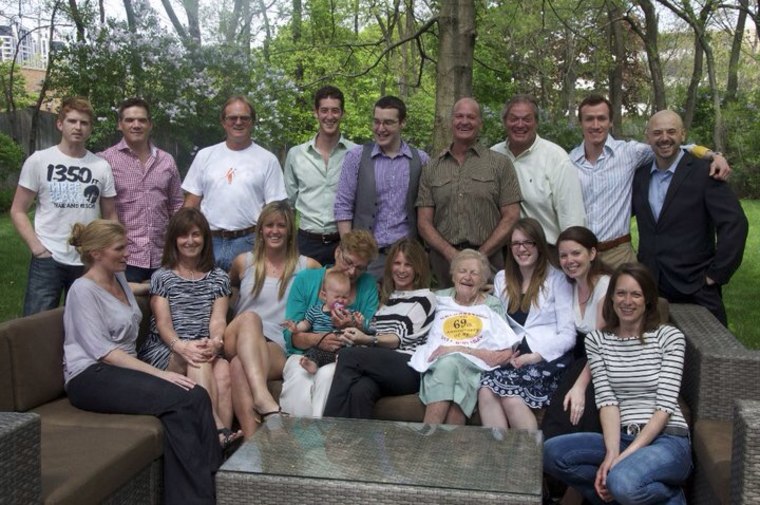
left=99, top=98, right=183, bottom=282
left=569, top=94, right=730, bottom=268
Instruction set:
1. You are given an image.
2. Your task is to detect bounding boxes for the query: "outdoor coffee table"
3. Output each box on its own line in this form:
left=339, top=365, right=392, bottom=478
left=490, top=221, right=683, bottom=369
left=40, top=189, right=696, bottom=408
left=216, top=416, right=542, bottom=504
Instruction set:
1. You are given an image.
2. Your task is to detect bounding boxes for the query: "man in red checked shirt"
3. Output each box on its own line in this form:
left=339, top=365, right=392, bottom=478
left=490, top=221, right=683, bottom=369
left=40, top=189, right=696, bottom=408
left=99, top=98, right=183, bottom=283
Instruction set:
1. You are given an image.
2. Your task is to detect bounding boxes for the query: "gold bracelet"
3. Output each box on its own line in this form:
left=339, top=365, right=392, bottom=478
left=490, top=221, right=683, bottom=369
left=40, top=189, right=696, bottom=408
left=169, top=337, right=179, bottom=352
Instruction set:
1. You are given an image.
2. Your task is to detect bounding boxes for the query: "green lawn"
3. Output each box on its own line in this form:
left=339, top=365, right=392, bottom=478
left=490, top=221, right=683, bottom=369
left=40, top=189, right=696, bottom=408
left=1, top=204, right=758, bottom=348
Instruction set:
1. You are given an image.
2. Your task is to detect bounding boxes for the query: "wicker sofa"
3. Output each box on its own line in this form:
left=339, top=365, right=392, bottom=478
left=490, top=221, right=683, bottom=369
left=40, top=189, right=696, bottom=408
left=1, top=300, right=757, bottom=504
left=669, top=304, right=760, bottom=504
left=0, top=296, right=433, bottom=504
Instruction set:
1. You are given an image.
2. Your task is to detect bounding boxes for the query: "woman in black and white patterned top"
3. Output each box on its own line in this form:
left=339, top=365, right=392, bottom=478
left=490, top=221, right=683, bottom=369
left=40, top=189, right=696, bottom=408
left=323, top=238, right=436, bottom=419
left=544, top=263, right=691, bottom=505
left=138, top=207, right=240, bottom=448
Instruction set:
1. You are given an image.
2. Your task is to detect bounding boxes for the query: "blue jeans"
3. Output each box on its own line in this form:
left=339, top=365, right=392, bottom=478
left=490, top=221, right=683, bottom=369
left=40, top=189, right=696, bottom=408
left=23, top=256, right=83, bottom=316
left=544, top=431, right=692, bottom=505
left=125, top=265, right=156, bottom=283
left=212, top=233, right=254, bottom=271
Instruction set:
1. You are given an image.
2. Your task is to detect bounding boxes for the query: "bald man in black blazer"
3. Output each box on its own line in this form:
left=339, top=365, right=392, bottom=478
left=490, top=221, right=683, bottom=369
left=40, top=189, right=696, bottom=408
left=632, top=110, right=748, bottom=326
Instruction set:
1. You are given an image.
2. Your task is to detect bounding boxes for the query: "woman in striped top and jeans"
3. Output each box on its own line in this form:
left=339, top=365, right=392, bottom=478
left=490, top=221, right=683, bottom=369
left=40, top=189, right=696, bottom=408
left=323, top=238, right=436, bottom=419
left=543, top=263, right=691, bottom=505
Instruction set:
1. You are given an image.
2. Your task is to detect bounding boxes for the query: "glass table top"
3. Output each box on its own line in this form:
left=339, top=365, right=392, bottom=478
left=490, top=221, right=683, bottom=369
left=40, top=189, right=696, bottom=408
left=221, top=417, right=542, bottom=496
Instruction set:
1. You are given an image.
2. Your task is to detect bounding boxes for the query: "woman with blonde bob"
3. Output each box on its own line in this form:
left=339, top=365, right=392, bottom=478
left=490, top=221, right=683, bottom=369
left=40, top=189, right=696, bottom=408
left=324, top=238, right=437, bottom=418
left=280, top=229, right=380, bottom=417
left=223, top=201, right=319, bottom=436
left=63, top=220, right=220, bottom=504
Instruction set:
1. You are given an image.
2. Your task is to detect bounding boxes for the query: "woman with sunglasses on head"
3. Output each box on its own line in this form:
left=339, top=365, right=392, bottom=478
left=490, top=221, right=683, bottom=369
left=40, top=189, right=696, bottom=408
left=478, top=217, right=576, bottom=430
left=279, top=229, right=380, bottom=418
left=544, top=263, right=691, bottom=504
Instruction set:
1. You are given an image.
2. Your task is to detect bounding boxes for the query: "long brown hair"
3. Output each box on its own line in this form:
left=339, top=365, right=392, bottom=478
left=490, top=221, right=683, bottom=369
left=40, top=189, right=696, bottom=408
left=250, top=201, right=299, bottom=300
left=379, top=238, right=431, bottom=303
left=557, top=226, right=612, bottom=293
left=162, top=208, right=215, bottom=272
left=602, top=263, right=661, bottom=341
left=503, top=217, right=550, bottom=313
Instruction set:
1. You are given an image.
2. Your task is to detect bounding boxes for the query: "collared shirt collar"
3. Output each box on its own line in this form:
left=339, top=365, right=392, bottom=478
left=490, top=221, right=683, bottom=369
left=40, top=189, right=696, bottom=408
left=506, top=133, right=541, bottom=158
left=438, top=140, right=486, bottom=160
left=308, top=132, right=352, bottom=155
left=370, top=139, right=413, bottom=159
left=572, top=134, right=617, bottom=163
left=649, top=149, right=684, bottom=175
left=115, top=137, right=157, bottom=157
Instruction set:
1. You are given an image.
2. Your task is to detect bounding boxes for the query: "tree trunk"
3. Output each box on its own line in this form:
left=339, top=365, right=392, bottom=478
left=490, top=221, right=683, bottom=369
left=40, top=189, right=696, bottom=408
left=683, top=36, right=703, bottom=131
left=123, top=0, right=137, bottom=32
left=292, top=0, right=303, bottom=82
left=225, top=0, right=244, bottom=43
left=726, top=0, right=748, bottom=102
left=607, top=2, right=625, bottom=133
left=657, top=0, right=722, bottom=148
left=159, top=0, right=189, bottom=43
left=68, top=0, right=86, bottom=41
left=182, top=0, right=201, bottom=44
left=634, top=0, right=666, bottom=110
left=431, top=0, right=475, bottom=153
left=256, top=0, right=272, bottom=62
left=30, top=1, right=62, bottom=155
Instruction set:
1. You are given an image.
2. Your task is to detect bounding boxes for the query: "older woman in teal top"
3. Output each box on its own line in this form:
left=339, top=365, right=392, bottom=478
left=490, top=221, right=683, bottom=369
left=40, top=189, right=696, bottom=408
left=279, top=229, right=379, bottom=417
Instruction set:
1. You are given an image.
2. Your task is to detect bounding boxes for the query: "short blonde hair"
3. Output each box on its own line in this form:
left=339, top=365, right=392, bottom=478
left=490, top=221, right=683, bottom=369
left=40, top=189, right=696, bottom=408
left=69, top=220, right=125, bottom=267
left=339, top=230, right=378, bottom=264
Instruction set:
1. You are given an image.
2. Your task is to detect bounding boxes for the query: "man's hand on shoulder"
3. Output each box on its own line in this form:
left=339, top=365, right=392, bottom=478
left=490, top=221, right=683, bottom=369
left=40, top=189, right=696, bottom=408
left=708, top=153, right=731, bottom=181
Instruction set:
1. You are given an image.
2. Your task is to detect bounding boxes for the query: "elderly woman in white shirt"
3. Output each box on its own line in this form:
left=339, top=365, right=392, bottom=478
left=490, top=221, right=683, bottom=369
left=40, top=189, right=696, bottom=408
left=478, top=218, right=575, bottom=430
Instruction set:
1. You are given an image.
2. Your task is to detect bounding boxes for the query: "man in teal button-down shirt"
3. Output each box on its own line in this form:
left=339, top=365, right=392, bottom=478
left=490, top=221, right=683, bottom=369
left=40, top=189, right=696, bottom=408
left=284, top=86, right=357, bottom=265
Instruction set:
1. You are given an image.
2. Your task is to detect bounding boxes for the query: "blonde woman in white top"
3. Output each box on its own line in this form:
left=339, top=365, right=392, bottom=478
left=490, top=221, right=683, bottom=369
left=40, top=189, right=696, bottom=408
left=224, top=202, right=319, bottom=437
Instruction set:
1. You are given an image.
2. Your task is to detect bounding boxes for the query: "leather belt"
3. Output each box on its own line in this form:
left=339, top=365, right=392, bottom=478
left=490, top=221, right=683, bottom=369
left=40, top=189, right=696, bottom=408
left=298, top=229, right=341, bottom=245
left=624, top=423, right=689, bottom=438
left=210, top=226, right=256, bottom=239
left=452, top=241, right=480, bottom=251
left=598, top=234, right=631, bottom=252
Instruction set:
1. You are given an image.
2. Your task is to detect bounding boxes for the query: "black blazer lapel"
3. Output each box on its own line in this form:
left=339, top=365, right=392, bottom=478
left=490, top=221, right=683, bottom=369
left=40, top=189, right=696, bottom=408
left=657, top=154, right=691, bottom=223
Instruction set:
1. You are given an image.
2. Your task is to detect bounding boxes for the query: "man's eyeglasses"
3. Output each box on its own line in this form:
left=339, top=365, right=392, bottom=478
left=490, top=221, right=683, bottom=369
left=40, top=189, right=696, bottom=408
left=510, top=240, right=537, bottom=250
left=224, top=115, right=253, bottom=125
left=372, top=119, right=399, bottom=128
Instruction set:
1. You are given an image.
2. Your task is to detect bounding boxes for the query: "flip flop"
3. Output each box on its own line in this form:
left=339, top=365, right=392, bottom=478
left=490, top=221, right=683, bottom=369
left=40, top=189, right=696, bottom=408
left=218, top=427, right=244, bottom=457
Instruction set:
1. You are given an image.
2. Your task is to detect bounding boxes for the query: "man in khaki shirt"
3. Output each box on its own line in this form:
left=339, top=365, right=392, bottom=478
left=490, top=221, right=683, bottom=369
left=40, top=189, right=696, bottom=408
left=417, top=97, right=522, bottom=287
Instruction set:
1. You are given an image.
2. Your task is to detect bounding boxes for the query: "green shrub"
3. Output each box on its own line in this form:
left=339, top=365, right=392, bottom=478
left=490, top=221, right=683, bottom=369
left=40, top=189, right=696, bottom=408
left=0, top=132, right=24, bottom=186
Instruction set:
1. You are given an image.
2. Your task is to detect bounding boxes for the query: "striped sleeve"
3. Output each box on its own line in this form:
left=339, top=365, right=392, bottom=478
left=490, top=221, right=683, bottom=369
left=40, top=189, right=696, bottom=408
left=372, top=290, right=437, bottom=354
left=654, top=325, right=686, bottom=415
left=586, top=329, right=619, bottom=409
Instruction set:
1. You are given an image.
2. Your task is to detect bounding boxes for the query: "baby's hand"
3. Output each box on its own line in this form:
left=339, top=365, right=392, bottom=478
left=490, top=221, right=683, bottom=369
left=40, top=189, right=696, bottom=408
left=352, top=312, right=365, bottom=328
left=281, top=320, right=299, bottom=333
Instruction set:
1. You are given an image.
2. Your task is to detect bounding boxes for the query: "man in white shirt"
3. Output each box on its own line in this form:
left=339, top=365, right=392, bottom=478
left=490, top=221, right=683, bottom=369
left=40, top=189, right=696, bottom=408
left=183, top=95, right=287, bottom=270
left=569, top=94, right=730, bottom=268
left=11, top=96, right=117, bottom=315
left=491, top=94, right=586, bottom=250
left=284, top=86, right=355, bottom=265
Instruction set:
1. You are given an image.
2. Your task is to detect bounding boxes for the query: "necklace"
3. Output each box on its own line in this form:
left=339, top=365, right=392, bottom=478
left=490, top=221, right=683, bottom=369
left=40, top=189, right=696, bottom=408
left=266, top=257, right=285, bottom=276
left=176, top=264, right=200, bottom=280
